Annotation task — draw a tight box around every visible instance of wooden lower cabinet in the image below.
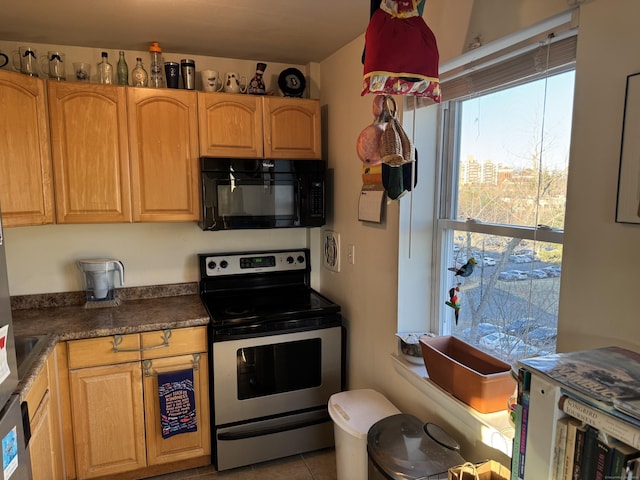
[67,327,210,480]
[24,346,65,480]
[69,362,147,479]
[143,353,210,466]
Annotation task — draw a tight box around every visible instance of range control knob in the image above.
[297,255,305,264]
[207,261,217,270]
[286,256,294,264]
[220,260,228,269]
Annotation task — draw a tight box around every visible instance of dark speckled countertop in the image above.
[11,283,209,398]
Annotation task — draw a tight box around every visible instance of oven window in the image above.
[236,339,322,400]
[217,184,295,217]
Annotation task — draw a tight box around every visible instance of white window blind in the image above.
[441,34,577,101]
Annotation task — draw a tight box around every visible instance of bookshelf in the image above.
[512,347,640,480]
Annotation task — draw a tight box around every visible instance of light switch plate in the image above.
[323,230,340,272]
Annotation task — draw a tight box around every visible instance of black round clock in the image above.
[278,68,306,97]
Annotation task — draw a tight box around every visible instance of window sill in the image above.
[391,353,515,457]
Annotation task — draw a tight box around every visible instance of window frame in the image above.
[431,68,572,345]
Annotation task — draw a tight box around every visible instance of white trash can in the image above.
[328,389,401,480]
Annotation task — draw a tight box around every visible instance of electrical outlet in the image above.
[323,230,340,272]
[347,244,355,265]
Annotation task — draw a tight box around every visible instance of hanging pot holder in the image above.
[380,96,414,167]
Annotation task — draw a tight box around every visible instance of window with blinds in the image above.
[430,14,577,364]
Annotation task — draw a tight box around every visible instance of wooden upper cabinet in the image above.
[263,97,321,160]
[48,82,132,223]
[197,92,263,158]
[0,70,54,226]
[128,89,200,222]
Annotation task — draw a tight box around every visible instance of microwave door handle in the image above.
[296,178,302,221]
[264,172,271,192]
[203,181,216,229]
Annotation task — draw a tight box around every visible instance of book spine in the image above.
[573,426,586,480]
[608,443,640,480]
[511,403,523,480]
[563,419,580,480]
[560,396,640,450]
[581,426,600,480]
[593,430,611,480]
[519,392,530,479]
[518,369,532,480]
[554,417,569,480]
[561,388,640,429]
[609,448,624,479]
[609,445,640,479]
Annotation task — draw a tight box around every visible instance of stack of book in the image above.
[552,408,639,479]
[516,346,640,480]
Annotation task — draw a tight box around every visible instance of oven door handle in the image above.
[217,410,330,441]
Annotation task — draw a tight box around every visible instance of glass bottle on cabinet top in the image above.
[97,51,113,84]
[116,51,128,86]
[131,57,148,87]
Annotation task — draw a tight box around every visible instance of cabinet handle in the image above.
[142,353,201,377]
[113,330,172,353]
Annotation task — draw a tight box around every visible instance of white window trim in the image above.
[439,8,577,76]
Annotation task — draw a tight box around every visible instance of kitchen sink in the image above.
[15,334,51,381]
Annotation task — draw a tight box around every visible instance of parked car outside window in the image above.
[478,332,524,350]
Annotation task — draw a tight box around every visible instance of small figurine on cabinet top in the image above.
[248,62,267,95]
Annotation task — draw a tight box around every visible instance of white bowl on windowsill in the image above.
[396,332,434,365]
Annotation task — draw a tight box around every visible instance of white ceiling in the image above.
[0,0,371,65]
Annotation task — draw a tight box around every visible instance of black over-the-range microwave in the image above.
[199,157,327,231]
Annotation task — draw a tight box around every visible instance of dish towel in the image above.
[158,369,197,439]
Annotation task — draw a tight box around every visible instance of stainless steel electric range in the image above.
[198,249,344,471]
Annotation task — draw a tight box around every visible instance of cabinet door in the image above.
[0,70,54,226]
[143,353,210,466]
[263,97,321,159]
[24,351,64,480]
[48,82,132,223]
[197,92,263,158]
[70,362,146,479]
[29,391,63,480]
[128,89,200,222]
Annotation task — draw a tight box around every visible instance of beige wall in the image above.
[557,0,640,353]
[4,223,311,295]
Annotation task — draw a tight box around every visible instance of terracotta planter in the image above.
[420,335,516,413]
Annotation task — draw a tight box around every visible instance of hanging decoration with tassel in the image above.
[361,0,441,101]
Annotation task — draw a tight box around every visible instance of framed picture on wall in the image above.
[616,72,640,224]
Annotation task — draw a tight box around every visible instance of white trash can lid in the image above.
[328,389,401,439]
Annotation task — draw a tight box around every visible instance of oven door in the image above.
[212,326,342,425]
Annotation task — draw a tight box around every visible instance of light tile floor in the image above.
[143,448,337,480]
